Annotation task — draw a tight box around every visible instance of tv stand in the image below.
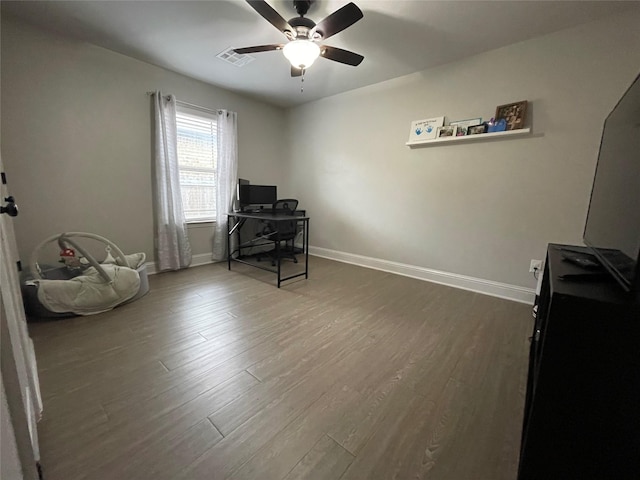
[518,244,640,479]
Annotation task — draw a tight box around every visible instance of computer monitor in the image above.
[249,185,277,205]
[236,178,250,210]
[238,184,277,209]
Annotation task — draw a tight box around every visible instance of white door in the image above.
[0,154,42,479]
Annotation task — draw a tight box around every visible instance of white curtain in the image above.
[212,109,238,261]
[152,91,192,270]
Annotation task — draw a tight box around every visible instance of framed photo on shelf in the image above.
[437,125,457,138]
[494,101,527,130]
[467,124,487,135]
[450,118,482,129]
[450,118,481,137]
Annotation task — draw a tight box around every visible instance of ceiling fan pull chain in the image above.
[300,68,305,93]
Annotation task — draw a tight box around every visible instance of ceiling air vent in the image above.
[217,47,255,67]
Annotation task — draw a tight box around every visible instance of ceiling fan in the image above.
[234,0,364,77]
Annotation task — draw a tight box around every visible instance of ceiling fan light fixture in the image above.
[283,40,320,69]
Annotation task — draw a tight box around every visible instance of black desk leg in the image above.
[227,216,231,270]
[304,219,309,279]
[276,237,281,288]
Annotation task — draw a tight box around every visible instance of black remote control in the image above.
[561,253,601,270]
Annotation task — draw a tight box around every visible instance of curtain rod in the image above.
[146,91,222,115]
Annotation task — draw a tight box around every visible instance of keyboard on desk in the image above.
[240,209,268,214]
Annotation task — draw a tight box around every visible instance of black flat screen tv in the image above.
[583,72,640,295]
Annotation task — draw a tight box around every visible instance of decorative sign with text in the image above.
[408,117,445,142]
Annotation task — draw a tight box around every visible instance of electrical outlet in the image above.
[529,259,542,273]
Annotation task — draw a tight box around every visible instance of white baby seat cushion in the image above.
[36,264,140,315]
[28,232,147,316]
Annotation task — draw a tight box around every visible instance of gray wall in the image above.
[1,15,287,265]
[285,10,640,291]
[3,10,640,294]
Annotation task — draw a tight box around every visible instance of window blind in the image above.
[176,111,217,222]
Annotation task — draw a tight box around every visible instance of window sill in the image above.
[187,220,215,228]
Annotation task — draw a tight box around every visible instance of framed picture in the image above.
[437,125,457,138]
[467,124,487,135]
[451,118,480,137]
[450,118,482,129]
[494,101,527,130]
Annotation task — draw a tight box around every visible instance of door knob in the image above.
[1,196,18,217]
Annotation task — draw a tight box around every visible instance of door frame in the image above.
[1,155,41,480]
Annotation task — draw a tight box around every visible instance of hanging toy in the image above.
[102,245,117,265]
[60,248,82,269]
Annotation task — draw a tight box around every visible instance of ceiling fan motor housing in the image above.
[287,17,317,40]
[293,0,313,16]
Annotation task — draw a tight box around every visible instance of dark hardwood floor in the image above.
[28,256,532,479]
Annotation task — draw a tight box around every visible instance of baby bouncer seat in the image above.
[22,232,149,317]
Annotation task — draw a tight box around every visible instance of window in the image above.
[176,108,217,222]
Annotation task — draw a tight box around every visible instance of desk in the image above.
[227,211,309,287]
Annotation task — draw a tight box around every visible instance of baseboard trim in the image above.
[144,253,216,275]
[145,248,535,304]
[309,246,535,304]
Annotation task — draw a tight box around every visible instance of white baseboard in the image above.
[144,253,216,275]
[145,248,535,304]
[309,246,535,305]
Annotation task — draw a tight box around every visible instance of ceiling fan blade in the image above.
[320,45,364,66]
[246,1,293,36]
[234,44,283,54]
[291,66,303,77]
[312,2,363,41]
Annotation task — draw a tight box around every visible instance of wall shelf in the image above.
[406,127,531,148]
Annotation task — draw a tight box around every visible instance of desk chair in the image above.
[257,199,299,266]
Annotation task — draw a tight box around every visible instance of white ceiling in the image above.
[3,0,638,108]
